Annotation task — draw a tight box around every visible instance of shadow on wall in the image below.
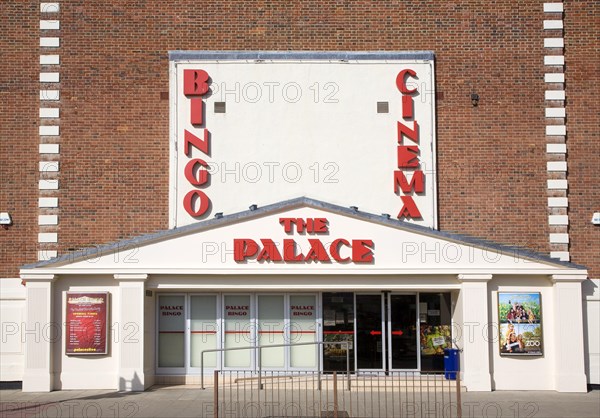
[582,278,599,388]
[582,278,598,299]
[119,372,144,392]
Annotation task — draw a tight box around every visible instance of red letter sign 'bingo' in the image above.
[394,69,423,220]
[182,69,211,217]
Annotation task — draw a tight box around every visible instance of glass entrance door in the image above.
[325,292,420,372]
[388,294,418,370]
[355,294,384,370]
[322,292,355,372]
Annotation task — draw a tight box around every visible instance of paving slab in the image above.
[0,386,598,417]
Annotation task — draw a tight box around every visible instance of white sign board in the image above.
[170,52,437,228]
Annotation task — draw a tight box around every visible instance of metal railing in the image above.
[212,369,462,418]
[200,341,352,391]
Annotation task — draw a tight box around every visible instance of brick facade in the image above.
[1,1,598,278]
[1,1,39,277]
[564,0,600,279]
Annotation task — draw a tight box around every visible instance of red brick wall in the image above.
[565,0,600,279]
[0,1,39,278]
[1,1,597,278]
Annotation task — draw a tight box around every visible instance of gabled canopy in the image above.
[21,197,586,277]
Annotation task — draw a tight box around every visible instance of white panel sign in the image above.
[177,52,437,228]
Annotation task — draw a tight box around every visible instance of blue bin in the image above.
[443,348,459,380]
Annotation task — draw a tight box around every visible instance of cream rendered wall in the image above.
[489,276,555,391]
[146,274,461,292]
[172,59,437,229]
[0,278,26,381]
[53,276,119,390]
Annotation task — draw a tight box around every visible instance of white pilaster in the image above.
[458,274,492,391]
[21,274,56,392]
[114,274,148,391]
[551,274,588,392]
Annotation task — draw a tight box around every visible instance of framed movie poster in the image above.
[498,292,543,356]
[66,292,109,355]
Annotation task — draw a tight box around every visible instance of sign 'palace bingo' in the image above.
[171,52,437,228]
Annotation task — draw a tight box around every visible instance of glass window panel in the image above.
[258,295,285,368]
[158,295,185,368]
[419,293,452,372]
[190,295,217,368]
[290,295,317,368]
[224,295,252,368]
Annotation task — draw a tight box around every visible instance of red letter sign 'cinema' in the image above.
[395,69,424,220]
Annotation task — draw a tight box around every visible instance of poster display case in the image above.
[498,292,543,356]
[65,292,109,355]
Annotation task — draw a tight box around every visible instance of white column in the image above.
[458,274,492,391]
[21,274,56,392]
[552,274,588,392]
[114,274,148,391]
